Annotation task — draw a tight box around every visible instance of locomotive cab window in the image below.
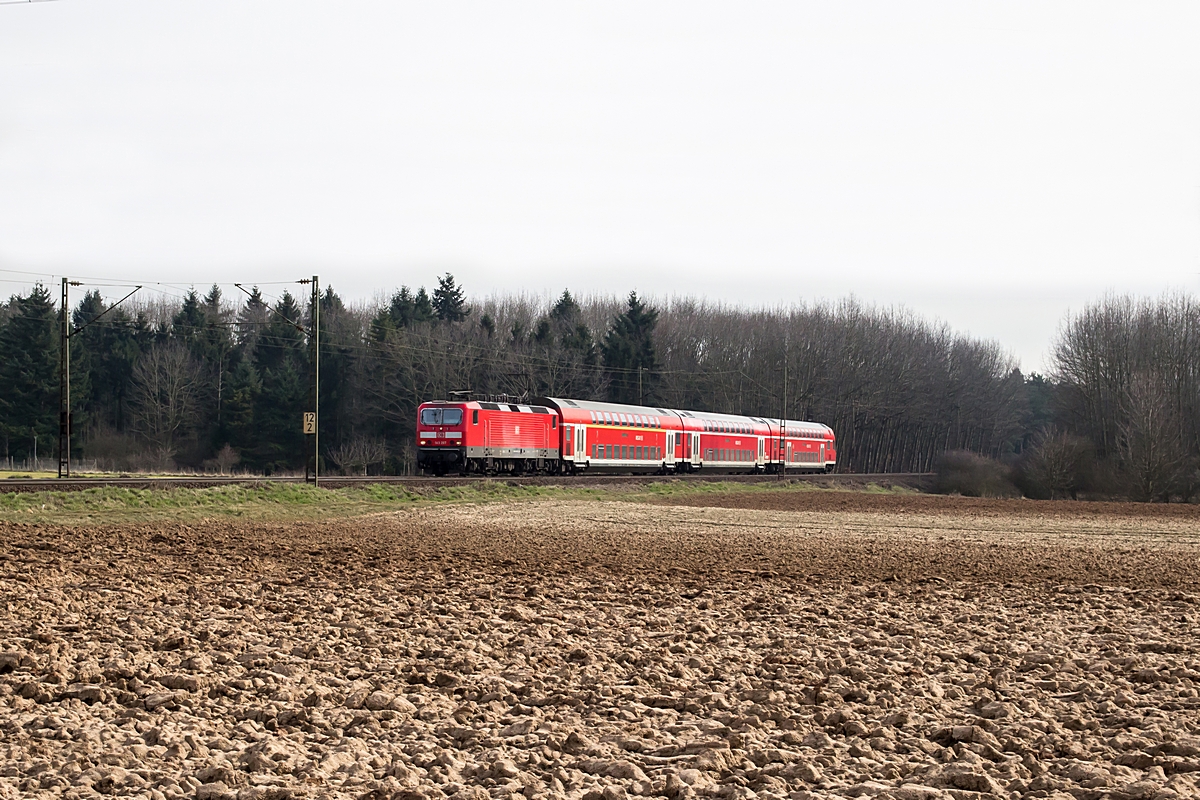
[472,410,478,425]
[421,408,462,426]
[551,418,557,429]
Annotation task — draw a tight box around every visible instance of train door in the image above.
[758,437,764,466]
[692,433,701,466]
[785,441,793,468]
[563,425,573,457]
[820,442,826,466]
[578,426,587,464]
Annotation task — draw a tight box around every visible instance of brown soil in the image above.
[2,495,1200,800]
[656,489,1200,521]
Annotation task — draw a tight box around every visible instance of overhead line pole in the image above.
[313,275,319,486]
[779,334,788,479]
[302,276,319,485]
[236,279,319,483]
[58,279,72,477]
[57,280,141,478]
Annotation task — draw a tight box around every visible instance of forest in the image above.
[0,275,1197,500]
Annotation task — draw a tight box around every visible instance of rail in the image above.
[0,473,934,493]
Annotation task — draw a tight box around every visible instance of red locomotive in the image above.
[416,396,835,476]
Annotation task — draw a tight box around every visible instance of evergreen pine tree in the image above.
[254,359,306,472]
[412,287,435,324]
[383,287,416,331]
[550,290,596,363]
[0,285,61,461]
[249,292,307,470]
[432,273,469,322]
[550,290,580,323]
[317,286,350,451]
[72,290,148,434]
[172,289,206,349]
[236,287,269,358]
[70,291,107,434]
[199,285,234,364]
[223,359,261,465]
[562,323,597,365]
[601,292,659,404]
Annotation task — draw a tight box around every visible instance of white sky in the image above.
[2,1,1198,373]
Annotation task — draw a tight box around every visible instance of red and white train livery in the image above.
[416,396,835,476]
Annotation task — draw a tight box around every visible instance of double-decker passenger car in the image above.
[540,397,684,474]
[415,396,835,476]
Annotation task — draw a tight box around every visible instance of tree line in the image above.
[0,276,1196,498]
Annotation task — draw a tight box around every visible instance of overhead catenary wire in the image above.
[0,268,306,301]
[0,307,768,386]
[71,286,142,337]
[233,282,307,334]
[51,314,725,379]
[2,268,747,379]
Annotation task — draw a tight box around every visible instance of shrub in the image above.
[1014,428,1095,499]
[934,450,1019,498]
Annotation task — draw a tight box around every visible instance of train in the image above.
[416,396,835,476]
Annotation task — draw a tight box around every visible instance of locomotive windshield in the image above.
[420,408,463,426]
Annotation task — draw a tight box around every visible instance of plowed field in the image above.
[2,491,1199,800]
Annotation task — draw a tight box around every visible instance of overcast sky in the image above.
[2,2,1198,372]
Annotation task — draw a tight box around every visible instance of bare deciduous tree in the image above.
[215,444,240,475]
[1117,373,1190,502]
[327,437,389,475]
[130,342,200,469]
[1052,293,1200,500]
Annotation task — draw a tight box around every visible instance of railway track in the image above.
[0,472,934,493]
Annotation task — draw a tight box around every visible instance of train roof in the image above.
[537,397,677,417]
[419,399,555,414]
[536,397,683,428]
[423,396,833,437]
[537,397,832,436]
[774,419,835,435]
[679,408,772,424]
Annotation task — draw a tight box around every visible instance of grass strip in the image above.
[0,478,914,526]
